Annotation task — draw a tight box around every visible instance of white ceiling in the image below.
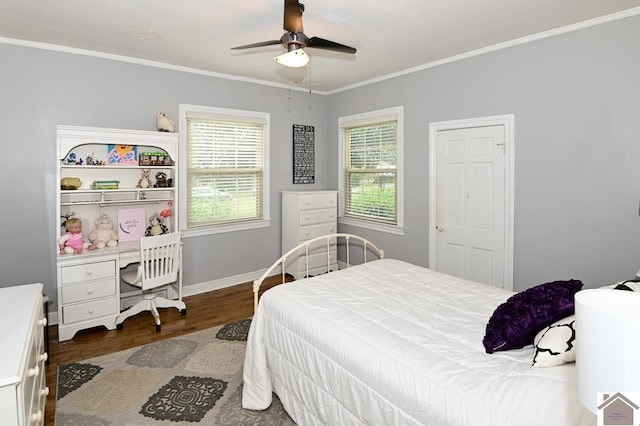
[2,0,639,93]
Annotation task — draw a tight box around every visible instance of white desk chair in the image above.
[116,232,186,331]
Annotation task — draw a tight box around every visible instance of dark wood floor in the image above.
[44,276,288,426]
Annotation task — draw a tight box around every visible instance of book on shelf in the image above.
[91,180,120,190]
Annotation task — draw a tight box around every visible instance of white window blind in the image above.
[185,112,265,228]
[339,106,403,230]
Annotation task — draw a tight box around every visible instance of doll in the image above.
[58,217,96,254]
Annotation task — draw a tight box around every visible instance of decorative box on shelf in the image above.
[139,151,173,166]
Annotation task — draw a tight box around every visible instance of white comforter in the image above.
[242,259,595,425]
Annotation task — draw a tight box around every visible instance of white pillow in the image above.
[532,315,576,368]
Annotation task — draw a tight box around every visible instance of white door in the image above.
[434,125,506,288]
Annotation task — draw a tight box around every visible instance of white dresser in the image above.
[0,283,48,426]
[282,190,338,279]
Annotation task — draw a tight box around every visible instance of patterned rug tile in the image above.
[57,363,103,399]
[127,338,198,368]
[140,375,227,422]
[185,341,245,376]
[216,318,252,341]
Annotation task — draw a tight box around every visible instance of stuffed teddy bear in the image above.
[145,214,169,236]
[88,214,119,248]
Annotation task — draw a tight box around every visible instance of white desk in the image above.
[56,239,182,341]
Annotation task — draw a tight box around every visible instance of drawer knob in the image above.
[86,269,93,276]
[28,366,39,377]
[41,387,50,397]
[304,216,310,221]
[304,231,309,235]
[89,308,95,314]
[87,289,93,295]
[329,227,335,232]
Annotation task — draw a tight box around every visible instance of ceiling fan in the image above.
[231,0,357,67]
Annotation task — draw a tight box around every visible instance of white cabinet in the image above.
[56,125,179,341]
[282,191,338,279]
[0,284,48,426]
[57,254,119,341]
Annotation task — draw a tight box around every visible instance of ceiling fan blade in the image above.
[306,37,357,54]
[231,40,282,50]
[284,0,304,33]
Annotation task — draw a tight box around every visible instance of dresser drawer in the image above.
[60,260,116,285]
[20,340,39,426]
[299,223,336,241]
[62,298,118,324]
[61,279,117,304]
[299,208,336,226]
[298,193,336,210]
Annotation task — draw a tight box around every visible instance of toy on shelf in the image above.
[156,111,177,133]
[85,153,105,165]
[88,214,119,249]
[145,214,169,236]
[154,171,170,187]
[60,177,82,190]
[137,169,152,188]
[58,217,96,254]
[64,152,83,165]
[161,201,173,218]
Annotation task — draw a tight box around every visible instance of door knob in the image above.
[436,225,444,232]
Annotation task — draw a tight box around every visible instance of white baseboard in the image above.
[48,265,281,326]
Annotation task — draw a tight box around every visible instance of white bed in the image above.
[242,235,595,425]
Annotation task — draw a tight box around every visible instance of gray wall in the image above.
[328,14,640,291]
[1,12,638,315]
[0,44,328,309]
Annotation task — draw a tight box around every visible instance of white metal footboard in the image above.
[252,233,384,312]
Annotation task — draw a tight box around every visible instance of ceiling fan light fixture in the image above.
[274,47,309,67]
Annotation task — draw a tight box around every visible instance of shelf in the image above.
[61,198,173,207]
[61,188,175,195]
[60,187,175,206]
[60,164,174,170]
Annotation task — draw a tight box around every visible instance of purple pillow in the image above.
[482,279,583,353]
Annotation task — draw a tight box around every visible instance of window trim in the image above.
[178,104,271,237]
[338,106,404,235]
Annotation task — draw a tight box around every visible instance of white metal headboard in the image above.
[252,233,384,312]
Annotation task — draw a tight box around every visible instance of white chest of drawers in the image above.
[282,191,338,279]
[0,283,48,426]
[57,253,119,341]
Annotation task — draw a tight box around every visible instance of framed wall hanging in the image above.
[292,124,315,184]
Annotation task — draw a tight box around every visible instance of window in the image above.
[179,105,270,235]
[339,106,403,234]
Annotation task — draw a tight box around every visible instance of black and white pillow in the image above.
[532,315,576,368]
[601,280,640,292]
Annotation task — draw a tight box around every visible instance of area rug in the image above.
[55,319,295,425]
